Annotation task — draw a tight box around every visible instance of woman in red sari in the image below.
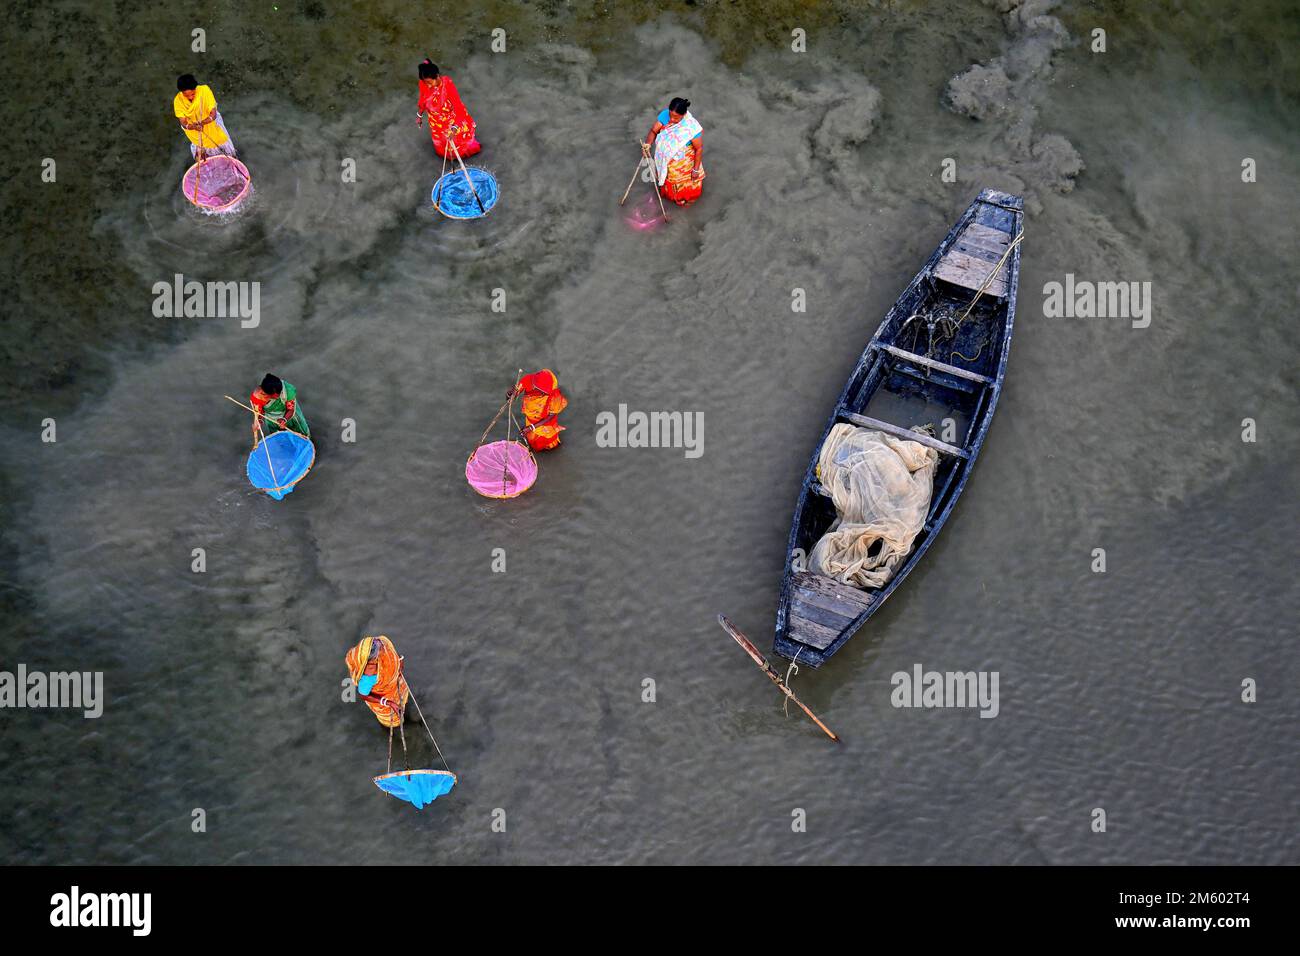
[416,59,481,158]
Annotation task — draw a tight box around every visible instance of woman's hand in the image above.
[692,166,703,180]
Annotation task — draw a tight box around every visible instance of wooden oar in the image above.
[717,614,839,742]
[446,136,486,215]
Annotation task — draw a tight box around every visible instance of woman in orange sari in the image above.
[509,369,568,451]
[416,60,481,159]
[345,635,409,729]
[645,97,704,205]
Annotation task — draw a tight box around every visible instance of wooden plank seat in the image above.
[838,410,969,459]
[879,344,993,385]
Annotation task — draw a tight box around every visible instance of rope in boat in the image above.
[945,231,1021,364]
[954,230,1024,328]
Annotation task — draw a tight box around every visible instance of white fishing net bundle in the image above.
[809,423,938,589]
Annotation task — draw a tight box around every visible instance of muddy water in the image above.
[0,2,1296,864]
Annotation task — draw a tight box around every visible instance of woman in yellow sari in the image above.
[173,74,237,159]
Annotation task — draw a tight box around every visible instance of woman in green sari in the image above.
[249,373,310,446]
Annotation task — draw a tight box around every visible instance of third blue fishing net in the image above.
[432,167,499,219]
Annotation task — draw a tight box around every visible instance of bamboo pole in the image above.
[717,615,839,742]
[648,149,670,223]
[475,394,515,448]
[502,368,522,496]
[223,394,285,489]
[620,146,648,205]
[434,141,450,213]
[446,135,486,215]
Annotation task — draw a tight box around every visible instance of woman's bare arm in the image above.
[644,120,664,151]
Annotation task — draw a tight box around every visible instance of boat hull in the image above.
[774,189,1024,667]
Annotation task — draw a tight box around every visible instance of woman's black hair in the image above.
[418,59,440,80]
[177,74,198,92]
[260,373,283,395]
[668,97,691,115]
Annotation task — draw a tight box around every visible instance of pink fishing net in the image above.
[466,440,537,499]
[181,156,251,212]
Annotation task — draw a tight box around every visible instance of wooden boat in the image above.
[773,189,1024,668]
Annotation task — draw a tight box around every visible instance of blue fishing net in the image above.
[373,769,457,809]
[431,167,499,219]
[246,430,315,500]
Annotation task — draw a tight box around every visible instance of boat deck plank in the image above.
[955,222,1011,256]
[787,613,844,651]
[934,250,1008,296]
[791,570,873,610]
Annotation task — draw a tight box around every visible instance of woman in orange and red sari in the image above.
[644,97,704,205]
[416,59,481,159]
[345,635,409,729]
[508,369,568,452]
